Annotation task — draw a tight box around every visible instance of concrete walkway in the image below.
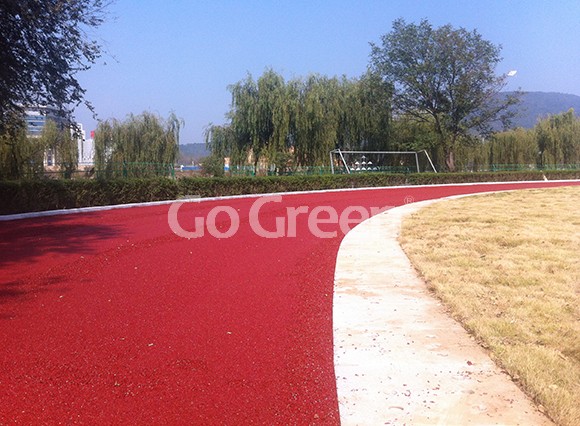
[333,197,553,426]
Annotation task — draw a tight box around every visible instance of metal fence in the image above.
[229,165,334,176]
[456,164,580,173]
[95,162,175,179]
[7,162,580,180]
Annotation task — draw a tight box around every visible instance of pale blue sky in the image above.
[75,0,580,143]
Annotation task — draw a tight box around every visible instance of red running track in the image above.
[1,181,578,424]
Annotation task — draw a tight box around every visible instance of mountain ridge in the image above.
[504,91,580,128]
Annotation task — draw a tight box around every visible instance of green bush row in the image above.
[1,170,579,215]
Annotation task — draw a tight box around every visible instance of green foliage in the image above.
[94,112,181,178]
[40,120,79,178]
[347,71,392,151]
[0,117,81,180]
[0,0,109,131]
[536,109,580,166]
[453,128,538,172]
[370,18,520,171]
[486,128,537,167]
[2,171,579,215]
[0,178,180,214]
[0,116,45,179]
[200,155,225,177]
[390,115,439,160]
[206,69,393,172]
[453,109,580,171]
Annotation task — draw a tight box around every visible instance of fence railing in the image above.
[95,162,175,179]
[229,165,334,176]
[6,162,580,180]
[456,164,580,173]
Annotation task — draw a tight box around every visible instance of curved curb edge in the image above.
[332,189,554,425]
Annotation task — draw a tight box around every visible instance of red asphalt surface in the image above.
[1,181,578,425]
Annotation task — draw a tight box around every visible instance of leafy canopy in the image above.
[370,18,520,170]
[206,69,392,171]
[94,112,181,178]
[0,0,109,129]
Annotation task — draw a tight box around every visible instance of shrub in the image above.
[0,170,578,215]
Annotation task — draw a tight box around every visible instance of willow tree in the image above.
[348,71,392,151]
[204,123,238,174]
[487,128,537,167]
[293,74,343,165]
[370,18,520,171]
[333,76,361,150]
[318,72,394,154]
[535,109,580,167]
[94,112,181,178]
[209,69,395,171]
[227,70,292,169]
[40,120,78,178]
[0,116,43,179]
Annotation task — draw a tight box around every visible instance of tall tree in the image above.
[204,123,236,174]
[0,115,44,179]
[370,18,519,171]
[536,109,580,167]
[40,120,79,178]
[94,112,181,178]
[0,0,109,130]
[488,128,537,167]
[208,70,395,172]
[227,70,292,169]
[352,71,392,151]
[293,74,342,166]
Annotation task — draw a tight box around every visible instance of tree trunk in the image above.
[445,149,456,172]
[9,142,20,179]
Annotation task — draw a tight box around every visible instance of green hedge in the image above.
[1,170,579,215]
[0,178,179,215]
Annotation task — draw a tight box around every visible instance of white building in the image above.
[76,124,95,168]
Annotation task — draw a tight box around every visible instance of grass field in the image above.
[399,186,580,426]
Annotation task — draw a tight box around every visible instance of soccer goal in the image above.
[329,149,437,174]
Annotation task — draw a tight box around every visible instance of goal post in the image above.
[329,149,437,174]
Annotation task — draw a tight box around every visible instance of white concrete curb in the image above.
[333,192,554,425]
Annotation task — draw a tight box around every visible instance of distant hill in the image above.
[505,91,580,128]
[178,143,210,164]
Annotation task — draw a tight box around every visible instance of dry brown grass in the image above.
[399,186,580,426]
